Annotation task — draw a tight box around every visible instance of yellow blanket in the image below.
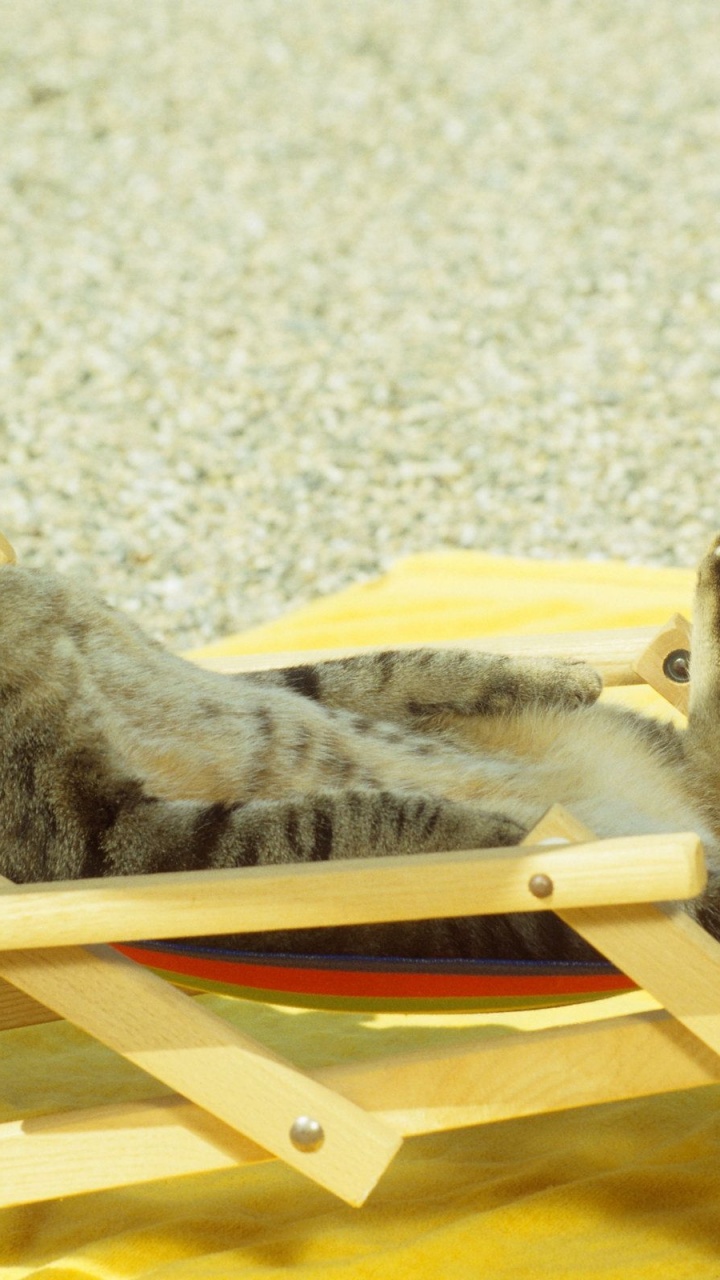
[5,552,720,1279]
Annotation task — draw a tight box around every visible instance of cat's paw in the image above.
[518,657,603,710]
[410,650,603,719]
[451,655,603,717]
[457,655,602,718]
[490,815,529,846]
[397,649,604,721]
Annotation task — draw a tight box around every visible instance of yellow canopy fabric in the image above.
[5,551,720,1280]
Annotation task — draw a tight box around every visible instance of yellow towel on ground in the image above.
[4,551,720,1280]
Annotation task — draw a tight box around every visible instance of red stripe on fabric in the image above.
[113,944,636,1000]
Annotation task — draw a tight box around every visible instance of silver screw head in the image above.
[528,872,554,899]
[663,649,690,683]
[289,1115,325,1152]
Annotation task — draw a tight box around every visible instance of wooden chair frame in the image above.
[3,603,720,1210]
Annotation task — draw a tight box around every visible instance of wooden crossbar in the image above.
[0,832,704,950]
[3,1007,719,1208]
[194,623,675,687]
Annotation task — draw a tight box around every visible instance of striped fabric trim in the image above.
[113,939,637,1014]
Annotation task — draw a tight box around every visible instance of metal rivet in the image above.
[529,872,554,899]
[289,1115,325,1153]
[663,649,690,684]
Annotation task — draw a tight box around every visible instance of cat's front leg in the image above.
[245,649,602,725]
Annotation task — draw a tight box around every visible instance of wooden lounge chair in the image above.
[2,534,719,1211]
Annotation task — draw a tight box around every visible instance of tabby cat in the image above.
[2,536,720,965]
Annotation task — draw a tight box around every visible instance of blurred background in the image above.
[1,0,719,647]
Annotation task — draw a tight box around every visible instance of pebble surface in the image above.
[1,0,720,647]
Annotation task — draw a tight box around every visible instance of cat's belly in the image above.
[402,703,718,854]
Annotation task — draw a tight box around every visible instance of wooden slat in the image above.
[192,624,661,687]
[3,1008,719,1206]
[563,904,720,1062]
[347,1007,720,1135]
[0,975,207,1031]
[0,1096,269,1207]
[0,976,61,1030]
[527,810,720,1066]
[0,832,705,951]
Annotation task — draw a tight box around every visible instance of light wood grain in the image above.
[0,831,705,950]
[349,1007,720,1135]
[632,614,691,714]
[527,809,720,1065]
[0,883,401,1206]
[0,1096,269,1207]
[562,903,720,1062]
[0,976,61,1029]
[3,1008,719,1206]
[192,624,663,687]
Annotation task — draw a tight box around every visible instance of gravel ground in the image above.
[1,0,720,648]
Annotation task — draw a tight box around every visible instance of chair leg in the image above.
[0,938,401,1205]
[527,808,720,1062]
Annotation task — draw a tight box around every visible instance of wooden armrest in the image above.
[0,822,705,949]
[194,625,661,687]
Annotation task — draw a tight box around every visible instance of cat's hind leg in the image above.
[101,788,526,877]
